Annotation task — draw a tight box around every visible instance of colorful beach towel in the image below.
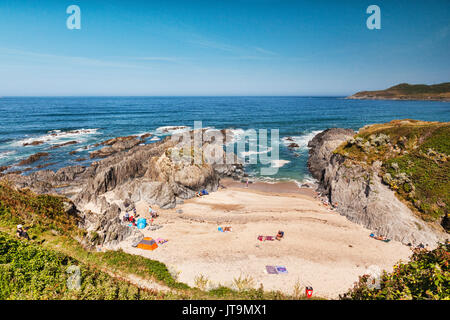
[276,266,288,274]
[265,265,278,274]
[156,238,168,245]
[265,265,288,274]
[258,235,275,241]
[218,226,232,232]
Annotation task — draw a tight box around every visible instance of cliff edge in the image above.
[308,120,449,246]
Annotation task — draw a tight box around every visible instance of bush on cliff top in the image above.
[0,181,79,235]
[341,243,450,300]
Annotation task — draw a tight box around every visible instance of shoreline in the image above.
[220,177,317,197]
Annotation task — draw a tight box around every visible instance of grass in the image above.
[0,232,173,300]
[232,274,256,291]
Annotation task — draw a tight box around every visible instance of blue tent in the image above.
[137,218,147,229]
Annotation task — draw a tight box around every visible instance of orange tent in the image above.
[136,237,158,250]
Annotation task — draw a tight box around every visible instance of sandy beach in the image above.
[119,179,412,299]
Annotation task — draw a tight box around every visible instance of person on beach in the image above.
[149,207,158,218]
[16,225,30,240]
[276,230,284,240]
[246,179,249,188]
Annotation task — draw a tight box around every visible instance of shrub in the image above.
[341,243,450,300]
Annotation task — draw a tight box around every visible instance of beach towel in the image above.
[265,265,278,274]
[258,235,275,241]
[265,265,288,274]
[156,238,168,245]
[276,266,288,274]
[218,226,232,232]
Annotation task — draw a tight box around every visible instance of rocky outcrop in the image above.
[308,129,355,182]
[2,129,243,248]
[17,152,50,166]
[23,140,44,146]
[49,140,78,150]
[78,201,143,249]
[0,165,9,173]
[90,135,143,159]
[308,128,446,247]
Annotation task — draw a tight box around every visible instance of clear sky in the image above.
[0,0,449,96]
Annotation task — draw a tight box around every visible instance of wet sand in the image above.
[221,178,317,197]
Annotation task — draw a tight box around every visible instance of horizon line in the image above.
[0,94,349,98]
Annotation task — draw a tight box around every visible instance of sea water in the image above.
[0,96,449,183]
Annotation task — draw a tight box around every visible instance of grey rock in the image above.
[308,129,446,247]
[307,128,355,183]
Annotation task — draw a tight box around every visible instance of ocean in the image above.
[1,96,449,183]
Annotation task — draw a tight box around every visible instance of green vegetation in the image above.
[0,232,168,300]
[336,120,449,224]
[350,82,450,101]
[341,243,450,300]
[0,181,79,236]
[388,82,450,95]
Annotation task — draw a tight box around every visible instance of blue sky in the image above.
[0,0,449,96]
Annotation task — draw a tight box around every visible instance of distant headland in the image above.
[347,82,450,101]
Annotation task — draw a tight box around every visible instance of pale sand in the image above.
[119,183,412,299]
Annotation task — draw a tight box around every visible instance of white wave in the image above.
[0,150,16,160]
[294,175,318,188]
[225,128,259,145]
[150,136,161,141]
[155,126,190,135]
[271,159,290,168]
[12,128,100,147]
[281,130,322,150]
[240,147,272,157]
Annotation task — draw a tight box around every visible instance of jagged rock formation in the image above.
[17,152,50,166]
[308,129,356,181]
[89,135,147,158]
[308,126,447,247]
[2,130,244,248]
